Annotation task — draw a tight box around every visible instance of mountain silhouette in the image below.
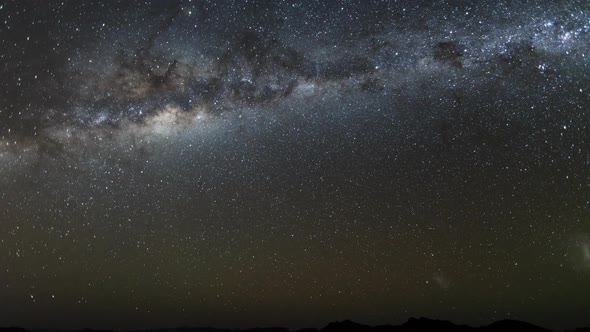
[321,320,372,332]
[484,319,552,332]
[1,318,585,332]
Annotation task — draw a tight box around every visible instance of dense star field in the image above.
[1,0,589,330]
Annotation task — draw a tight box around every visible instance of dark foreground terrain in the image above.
[2,318,589,332]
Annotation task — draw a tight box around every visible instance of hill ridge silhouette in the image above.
[1,318,586,332]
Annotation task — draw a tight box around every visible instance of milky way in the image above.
[1,0,589,330]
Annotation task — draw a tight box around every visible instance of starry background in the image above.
[1,0,590,330]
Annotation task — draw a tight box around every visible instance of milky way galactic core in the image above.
[0,0,589,330]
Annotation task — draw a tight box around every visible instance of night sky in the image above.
[1,0,590,330]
